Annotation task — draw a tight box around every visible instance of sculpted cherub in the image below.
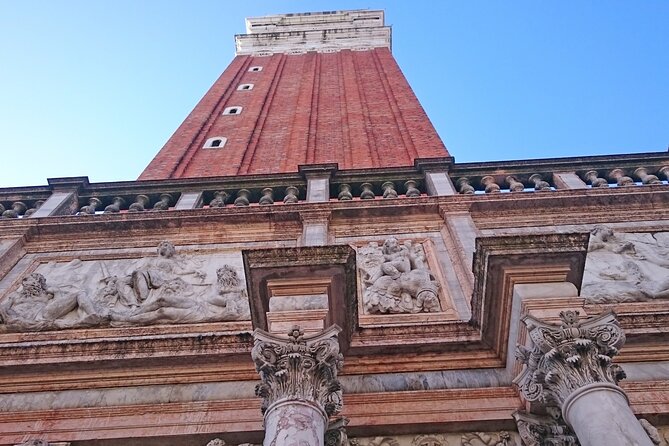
[364,237,411,285]
[361,237,442,314]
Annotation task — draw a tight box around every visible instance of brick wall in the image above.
[139,48,449,180]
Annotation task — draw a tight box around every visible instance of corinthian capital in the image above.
[252,325,344,417]
[514,310,626,407]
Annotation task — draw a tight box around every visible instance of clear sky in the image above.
[1,1,667,187]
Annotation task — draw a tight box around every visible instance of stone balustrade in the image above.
[0,199,46,218]
[451,155,669,194]
[75,193,181,215]
[0,153,667,219]
[330,179,424,201]
[203,185,305,208]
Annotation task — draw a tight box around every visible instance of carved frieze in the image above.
[412,434,449,446]
[360,438,400,446]
[581,226,669,303]
[350,432,521,446]
[514,310,626,408]
[252,325,343,417]
[461,432,511,446]
[0,241,250,332]
[357,238,443,314]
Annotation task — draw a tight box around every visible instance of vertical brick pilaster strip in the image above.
[306,53,321,165]
[336,51,352,168]
[174,56,253,178]
[351,51,380,167]
[372,49,418,161]
[239,54,287,174]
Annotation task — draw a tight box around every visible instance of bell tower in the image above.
[139,10,449,180]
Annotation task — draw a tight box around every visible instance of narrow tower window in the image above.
[237,83,254,91]
[203,137,227,149]
[249,66,263,72]
[223,106,243,115]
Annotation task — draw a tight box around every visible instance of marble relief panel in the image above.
[0,241,250,332]
[354,237,459,322]
[581,227,669,303]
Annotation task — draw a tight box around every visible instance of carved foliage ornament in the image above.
[412,434,449,446]
[513,409,579,446]
[326,417,350,446]
[461,432,511,446]
[252,325,344,417]
[514,310,626,407]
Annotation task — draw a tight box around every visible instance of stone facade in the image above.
[1,8,669,446]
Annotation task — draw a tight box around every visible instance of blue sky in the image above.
[1,1,667,187]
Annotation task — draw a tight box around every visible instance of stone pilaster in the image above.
[514,310,654,446]
[252,325,343,446]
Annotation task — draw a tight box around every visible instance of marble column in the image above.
[252,325,343,446]
[514,310,654,446]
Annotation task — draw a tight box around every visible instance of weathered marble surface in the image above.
[0,241,250,331]
[264,401,326,446]
[357,238,442,314]
[0,381,257,412]
[581,227,669,303]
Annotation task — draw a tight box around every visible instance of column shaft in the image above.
[264,400,327,446]
[562,383,653,446]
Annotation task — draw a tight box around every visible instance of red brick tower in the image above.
[139,10,449,180]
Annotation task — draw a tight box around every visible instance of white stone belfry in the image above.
[252,325,343,446]
[235,10,391,55]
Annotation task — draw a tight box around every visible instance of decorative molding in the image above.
[0,387,524,444]
[514,310,626,407]
[252,325,343,417]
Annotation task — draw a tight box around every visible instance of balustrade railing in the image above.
[330,178,424,201]
[450,153,669,194]
[0,152,667,219]
[201,185,305,208]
